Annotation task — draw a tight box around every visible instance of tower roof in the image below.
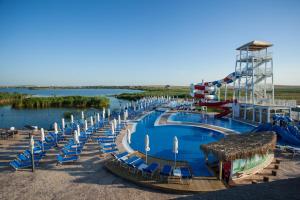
[236,40,273,51]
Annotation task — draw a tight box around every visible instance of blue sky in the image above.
[0,0,299,86]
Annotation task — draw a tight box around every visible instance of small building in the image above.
[201,131,276,181]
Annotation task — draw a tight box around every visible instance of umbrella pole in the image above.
[174,153,176,168]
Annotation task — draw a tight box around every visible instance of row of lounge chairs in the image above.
[111,152,193,184]
[9,131,63,170]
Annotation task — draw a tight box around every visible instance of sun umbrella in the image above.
[102,109,105,120]
[127,129,131,144]
[111,121,115,135]
[62,118,65,136]
[54,122,58,134]
[114,118,117,129]
[62,118,65,130]
[74,130,79,154]
[71,115,74,124]
[84,120,88,132]
[90,116,94,127]
[107,108,111,118]
[41,128,45,151]
[145,134,150,164]
[118,115,121,125]
[97,113,100,122]
[173,136,179,168]
[77,124,81,137]
[81,111,84,120]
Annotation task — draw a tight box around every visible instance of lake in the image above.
[0,88,141,129]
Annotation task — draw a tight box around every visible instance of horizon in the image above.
[1,0,300,86]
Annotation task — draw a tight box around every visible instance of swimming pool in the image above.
[169,112,255,133]
[130,111,224,176]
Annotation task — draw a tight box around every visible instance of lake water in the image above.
[0,88,141,129]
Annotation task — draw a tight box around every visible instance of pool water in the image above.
[170,112,255,133]
[130,111,224,176]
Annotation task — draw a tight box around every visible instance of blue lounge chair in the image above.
[100,143,116,149]
[113,152,129,160]
[180,167,192,179]
[143,162,159,177]
[100,148,118,154]
[160,165,172,176]
[61,148,82,156]
[10,159,39,170]
[124,156,140,165]
[56,154,79,165]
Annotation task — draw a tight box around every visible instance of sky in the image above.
[0,0,300,86]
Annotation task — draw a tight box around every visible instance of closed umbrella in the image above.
[145,134,150,164]
[84,120,88,132]
[90,116,94,127]
[77,124,81,137]
[111,121,115,135]
[102,110,105,121]
[54,122,58,144]
[81,111,84,120]
[118,115,121,125]
[97,113,100,122]
[62,118,65,136]
[127,129,131,144]
[71,115,74,124]
[74,130,79,154]
[173,136,179,168]
[41,128,45,152]
[54,122,58,134]
[114,118,117,130]
[107,108,111,118]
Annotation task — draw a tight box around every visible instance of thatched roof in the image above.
[201,131,276,161]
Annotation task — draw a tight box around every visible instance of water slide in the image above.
[252,116,300,146]
[191,72,239,118]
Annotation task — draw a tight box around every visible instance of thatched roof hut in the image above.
[201,131,276,162]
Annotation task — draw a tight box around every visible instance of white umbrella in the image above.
[107,108,111,117]
[114,118,117,129]
[145,134,150,164]
[41,128,45,151]
[84,120,88,132]
[54,122,58,134]
[62,118,65,136]
[173,136,179,168]
[111,121,115,135]
[127,129,131,144]
[41,128,45,142]
[118,115,121,125]
[71,114,74,124]
[90,116,94,127]
[102,110,105,120]
[74,130,79,154]
[81,111,84,120]
[97,113,100,122]
[62,118,65,130]
[77,124,81,137]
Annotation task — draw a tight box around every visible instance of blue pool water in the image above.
[130,111,224,176]
[170,112,255,133]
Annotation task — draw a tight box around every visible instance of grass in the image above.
[11,96,110,109]
[115,86,190,101]
[0,93,109,109]
[115,85,300,104]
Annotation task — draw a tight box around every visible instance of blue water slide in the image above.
[253,123,300,145]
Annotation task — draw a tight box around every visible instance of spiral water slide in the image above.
[191,72,239,118]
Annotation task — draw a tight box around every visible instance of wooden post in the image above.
[219,161,223,180]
